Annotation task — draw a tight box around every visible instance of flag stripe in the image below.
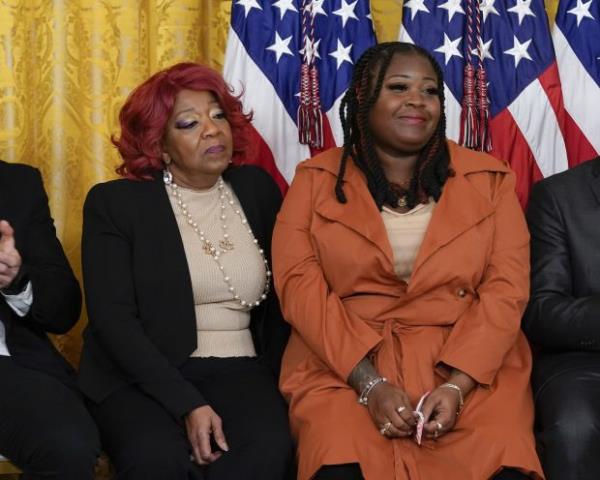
[444,84,462,143]
[224,1,376,188]
[399,0,584,206]
[246,125,289,194]
[552,25,600,154]
[326,94,345,146]
[507,77,569,178]
[224,27,310,184]
[489,110,544,208]
[537,61,598,167]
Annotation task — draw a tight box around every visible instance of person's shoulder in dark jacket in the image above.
[0,159,44,190]
[226,164,283,205]
[529,156,600,202]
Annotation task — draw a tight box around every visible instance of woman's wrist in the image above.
[442,369,477,414]
[348,357,381,395]
[447,369,477,397]
[357,376,387,405]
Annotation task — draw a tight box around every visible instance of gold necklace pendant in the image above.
[202,241,216,255]
[165,172,271,308]
[219,238,235,251]
[398,196,408,208]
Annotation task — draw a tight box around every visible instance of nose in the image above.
[201,118,219,138]
[405,88,425,107]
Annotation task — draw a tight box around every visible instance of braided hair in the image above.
[335,42,452,210]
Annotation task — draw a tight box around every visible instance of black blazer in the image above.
[522,158,600,390]
[0,160,81,386]
[79,165,289,419]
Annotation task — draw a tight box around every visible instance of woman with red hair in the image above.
[78,63,292,480]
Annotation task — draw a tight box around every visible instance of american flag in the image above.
[400,0,594,207]
[224,0,376,192]
[553,0,600,161]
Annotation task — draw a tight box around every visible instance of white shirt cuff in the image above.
[2,281,33,317]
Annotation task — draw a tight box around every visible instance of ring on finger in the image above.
[396,406,406,414]
[436,421,443,431]
[433,429,439,439]
[379,421,393,436]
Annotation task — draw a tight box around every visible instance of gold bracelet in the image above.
[440,382,464,414]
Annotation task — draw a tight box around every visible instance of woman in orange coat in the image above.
[272,42,543,480]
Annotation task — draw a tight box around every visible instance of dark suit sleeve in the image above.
[82,185,205,419]
[19,168,81,334]
[522,180,600,350]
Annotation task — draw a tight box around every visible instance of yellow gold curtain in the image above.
[0,0,560,365]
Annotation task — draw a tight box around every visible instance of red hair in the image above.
[113,62,253,180]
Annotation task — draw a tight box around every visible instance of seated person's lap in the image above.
[533,353,600,477]
[0,357,99,479]
[90,357,291,479]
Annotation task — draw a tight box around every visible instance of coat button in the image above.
[457,288,467,298]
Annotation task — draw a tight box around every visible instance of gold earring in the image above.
[163,155,172,165]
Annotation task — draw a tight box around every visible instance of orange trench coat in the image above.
[272,141,544,480]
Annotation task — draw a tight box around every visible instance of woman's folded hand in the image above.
[367,383,417,438]
[185,405,229,464]
[421,387,460,440]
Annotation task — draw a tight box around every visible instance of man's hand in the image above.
[0,220,22,290]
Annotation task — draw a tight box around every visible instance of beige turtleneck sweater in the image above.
[167,180,266,358]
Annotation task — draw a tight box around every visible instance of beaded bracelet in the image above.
[440,382,464,414]
[358,377,387,406]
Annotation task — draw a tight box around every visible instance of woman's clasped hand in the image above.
[365,381,467,442]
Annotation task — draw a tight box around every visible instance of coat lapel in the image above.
[149,175,197,327]
[151,174,188,257]
[410,172,494,280]
[411,143,503,282]
[0,172,12,327]
[225,168,266,251]
[303,143,503,284]
[313,163,395,265]
[588,157,600,206]
[0,162,15,229]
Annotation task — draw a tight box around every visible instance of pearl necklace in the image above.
[163,169,271,308]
